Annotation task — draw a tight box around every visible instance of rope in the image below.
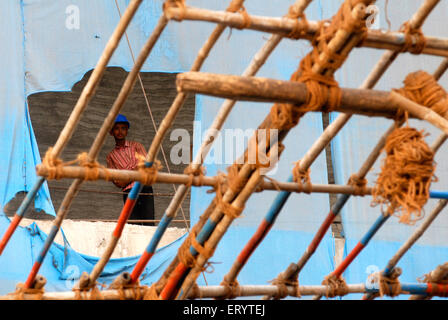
[143,284,161,300]
[136,156,162,186]
[73,284,105,300]
[394,70,448,118]
[322,275,349,298]
[285,5,309,39]
[112,281,148,300]
[347,173,368,196]
[292,160,312,194]
[378,273,402,297]
[42,148,111,181]
[163,0,186,20]
[399,21,427,55]
[235,5,252,30]
[269,276,301,300]
[217,277,242,300]
[13,283,44,300]
[371,127,436,225]
[184,164,206,187]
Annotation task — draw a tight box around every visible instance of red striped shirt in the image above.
[106,140,146,191]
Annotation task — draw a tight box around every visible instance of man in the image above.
[106,114,155,226]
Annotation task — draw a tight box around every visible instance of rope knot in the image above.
[292,160,312,194]
[184,164,206,187]
[136,155,162,186]
[399,22,427,54]
[371,127,436,225]
[217,277,241,300]
[322,275,349,298]
[163,0,186,20]
[42,147,64,180]
[347,173,368,196]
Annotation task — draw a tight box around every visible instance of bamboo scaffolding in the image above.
[262,1,442,299]
[163,6,448,57]
[0,0,145,257]
[177,71,448,122]
[22,12,169,290]
[364,199,448,300]
[166,0,376,300]
[2,281,448,300]
[84,0,248,290]
[133,0,314,292]
[312,119,447,300]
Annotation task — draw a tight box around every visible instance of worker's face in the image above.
[110,123,129,140]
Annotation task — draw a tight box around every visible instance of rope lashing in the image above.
[234,5,252,30]
[269,276,301,299]
[371,127,436,225]
[285,5,309,39]
[177,225,216,271]
[41,147,64,180]
[394,70,448,118]
[347,173,368,196]
[73,285,105,300]
[112,281,148,300]
[217,277,242,300]
[322,275,349,298]
[399,21,427,55]
[184,164,206,187]
[136,156,162,185]
[13,283,45,300]
[163,0,186,20]
[143,284,162,300]
[292,160,312,194]
[42,148,111,181]
[378,273,402,297]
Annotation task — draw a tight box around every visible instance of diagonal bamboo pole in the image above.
[262,1,442,299]
[87,0,248,289]
[130,0,315,288]
[23,10,169,290]
[169,0,376,300]
[163,5,448,57]
[0,0,145,256]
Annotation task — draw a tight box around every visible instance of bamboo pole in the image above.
[24,12,169,290]
[177,71,448,121]
[163,6,448,57]
[171,1,375,300]
[2,281,448,300]
[0,0,145,256]
[140,0,314,293]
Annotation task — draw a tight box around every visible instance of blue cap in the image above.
[114,114,130,128]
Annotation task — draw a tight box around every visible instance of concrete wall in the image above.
[5,68,195,228]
